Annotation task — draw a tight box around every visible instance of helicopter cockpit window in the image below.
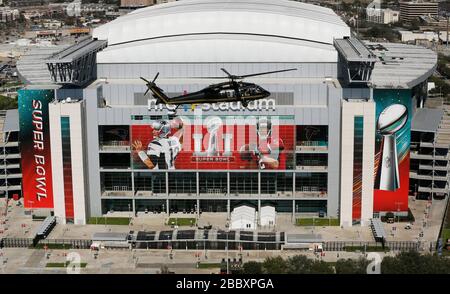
[220,89,235,98]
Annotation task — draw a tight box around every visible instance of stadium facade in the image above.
[16,0,437,227]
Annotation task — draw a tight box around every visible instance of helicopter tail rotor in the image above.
[152,72,160,83]
[141,73,160,96]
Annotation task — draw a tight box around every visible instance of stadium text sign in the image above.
[148,98,276,111]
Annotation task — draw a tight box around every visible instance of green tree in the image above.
[381,251,450,274]
[429,76,450,97]
[0,95,18,110]
[286,255,334,274]
[309,260,334,274]
[242,261,263,274]
[335,258,370,274]
[262,256,287,274]
[286,255,314,274]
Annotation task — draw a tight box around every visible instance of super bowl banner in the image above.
[131,115,295,170]
[373,89,411,213]
[18,89,54,209]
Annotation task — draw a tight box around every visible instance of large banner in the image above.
[131,115,295,170]
[373,89,411,213]
[18,89,54,209]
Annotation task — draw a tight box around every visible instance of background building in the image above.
[410,107,450,200]
[16,0,437,227]
[366,8,399,24]
[0,110,22,200]
[120,0,155,9]
[0,7,20,23]
[8,0,48,7]
[400,1,439,24]
[399,30,439,43]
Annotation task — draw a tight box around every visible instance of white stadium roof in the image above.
[366,42,437,89]
[93,0,350,63]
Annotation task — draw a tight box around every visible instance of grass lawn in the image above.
[46,262,87,268]
[442,229,450,243]
[167,218,197,226]
[87,217,131,225]
[32,243,73,250]
[296,218,340,226]
[198,263,222,269]
[343,246,389,252]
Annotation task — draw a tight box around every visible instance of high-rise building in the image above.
[400,1,438,23]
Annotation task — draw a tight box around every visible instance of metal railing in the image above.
[0,238,433,252]
[0,238,91,249]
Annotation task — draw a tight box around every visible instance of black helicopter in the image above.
[140,68,297,109]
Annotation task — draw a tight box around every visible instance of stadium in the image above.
[16,0,437,227]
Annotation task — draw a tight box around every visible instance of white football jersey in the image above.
[146,136,181,169]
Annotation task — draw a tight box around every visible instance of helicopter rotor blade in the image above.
[189,68,298,80]
[220,68,233,77]
[152,72,160,83]
[238,68,298,79]
[190,77,231,79]
[140,77,151,84]
[144,88,150,96]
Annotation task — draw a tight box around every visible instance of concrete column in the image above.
[131,171,135,196]
[258,199,261,226]
[131,172,135,215]
[196,199,200,218]
[165,172,169,196]
[196,172,199,196]
[227,172,230,196]
[292,172,296,196]
[166,171,170,215]
[258,172,261,197]
[292,199,296,223]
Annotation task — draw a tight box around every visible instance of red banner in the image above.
[131,118,294,170]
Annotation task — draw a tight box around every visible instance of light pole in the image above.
[226,229,229,274]
[128,203,132,231]
[204,239,206,259]
[167,235,172,259]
